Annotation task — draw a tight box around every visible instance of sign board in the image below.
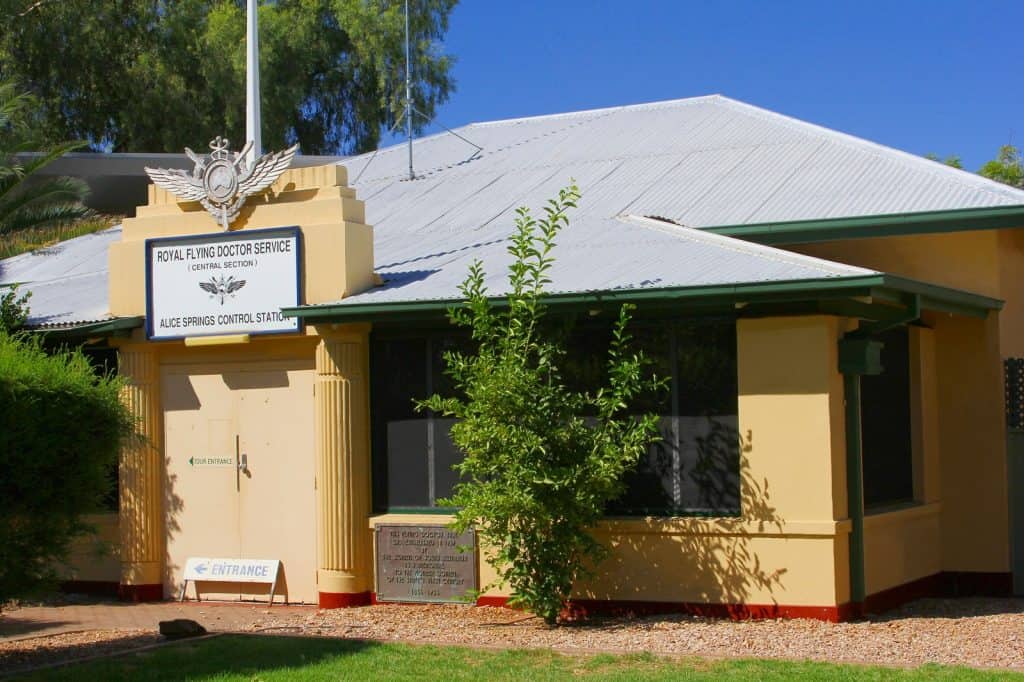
[146,226,301,340]
[180,557,283,605]
[188,455,234,468]
[375,525,477,603]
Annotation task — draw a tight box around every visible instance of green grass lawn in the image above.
[17,634,1022,681]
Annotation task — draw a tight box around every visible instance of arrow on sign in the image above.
[194,563,208,575]
[189,456,194,466]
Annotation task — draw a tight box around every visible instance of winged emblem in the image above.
[145,136,299,230]
[199,275,247,305]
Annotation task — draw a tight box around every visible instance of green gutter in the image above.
[30,316,144,340]
[704,205,1024,245]
[283,273,1001,323]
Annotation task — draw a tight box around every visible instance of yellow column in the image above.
[117,345,164,601]
[314,324,373,607]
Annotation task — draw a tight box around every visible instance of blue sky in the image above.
[400,1,1024,172]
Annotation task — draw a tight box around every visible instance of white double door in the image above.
[162,359,317,603]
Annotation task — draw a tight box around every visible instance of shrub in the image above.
[420,184,665,624]
[0,332,133,603]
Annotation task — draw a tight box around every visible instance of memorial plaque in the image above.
[375,525,477,603]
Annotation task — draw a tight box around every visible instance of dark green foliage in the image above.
[0,283,30,332]
[0,332,134,602]
[0,0,457,155]
[0,79,91,235]
[420,184,665,624]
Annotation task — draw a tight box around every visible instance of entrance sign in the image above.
[180,557,283,605]
[375,525,478,603]
[188,455,234,468]
[146,226,301,340]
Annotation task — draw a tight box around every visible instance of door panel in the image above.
[162,369,241,601]
[162,359,317,603]
[236,367,317,603]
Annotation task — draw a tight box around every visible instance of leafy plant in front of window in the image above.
[419,183,665,624]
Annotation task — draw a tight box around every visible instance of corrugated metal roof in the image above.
[340,214,878,307]
[3,94,1019,325]
[321,94,1023,308]
[0,227,118,327]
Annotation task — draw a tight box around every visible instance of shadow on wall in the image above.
[162,455,185,598]
[576,427,788,615]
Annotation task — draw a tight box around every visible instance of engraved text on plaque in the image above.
[375,525,478,603]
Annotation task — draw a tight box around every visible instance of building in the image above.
[3,95,1022,619]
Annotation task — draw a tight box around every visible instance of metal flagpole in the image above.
[405,0,414,180]
[246,0,262,170]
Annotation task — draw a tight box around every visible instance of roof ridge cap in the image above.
[619,214,878,277]
[468,95,723,128]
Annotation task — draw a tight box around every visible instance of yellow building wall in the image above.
[60,513,121,583]
[98,162,379,604]
[932,312,1009,572]
[863,504,941,595]
[794,231,1012,580]
[792,230,1002,299]
[998,229,1024,358]
[370,315,854,610]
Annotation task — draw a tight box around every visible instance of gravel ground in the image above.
[242,597,1024,670]
[0,629,163,676]
[1,597,1022,674]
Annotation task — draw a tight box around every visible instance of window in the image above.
[370,318,740,517]
[599,321,740,516]
[370,333,469,511]
[860,326,914,508]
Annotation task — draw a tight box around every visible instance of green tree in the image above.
[0,332,134,604]
[0,80,91,235]
[420,184,665,625]
[0,0,457,155]
[925,152,963,169]
[979,144,1024,188]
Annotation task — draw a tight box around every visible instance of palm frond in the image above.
[0,176,92,235]
[0,79,91,237]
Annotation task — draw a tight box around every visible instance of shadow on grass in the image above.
[16,634,1024,682]
[1,631,160,677]
[19,634,381,681]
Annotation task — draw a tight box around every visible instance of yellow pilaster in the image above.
[314,324,373,605]
[117,345,164,599]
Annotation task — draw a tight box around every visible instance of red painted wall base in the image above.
[473,570,1012,623]
[319,591,372,608]
[60,580,119,597]
[862,571,1012,614]
[118,583,163,602]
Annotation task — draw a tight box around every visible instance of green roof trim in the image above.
[703,205,1024,245]
[283,274,1002,324]
[30,315,144,339]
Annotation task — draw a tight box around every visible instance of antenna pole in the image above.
[245,0,262,169]
[405,0,414,180]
